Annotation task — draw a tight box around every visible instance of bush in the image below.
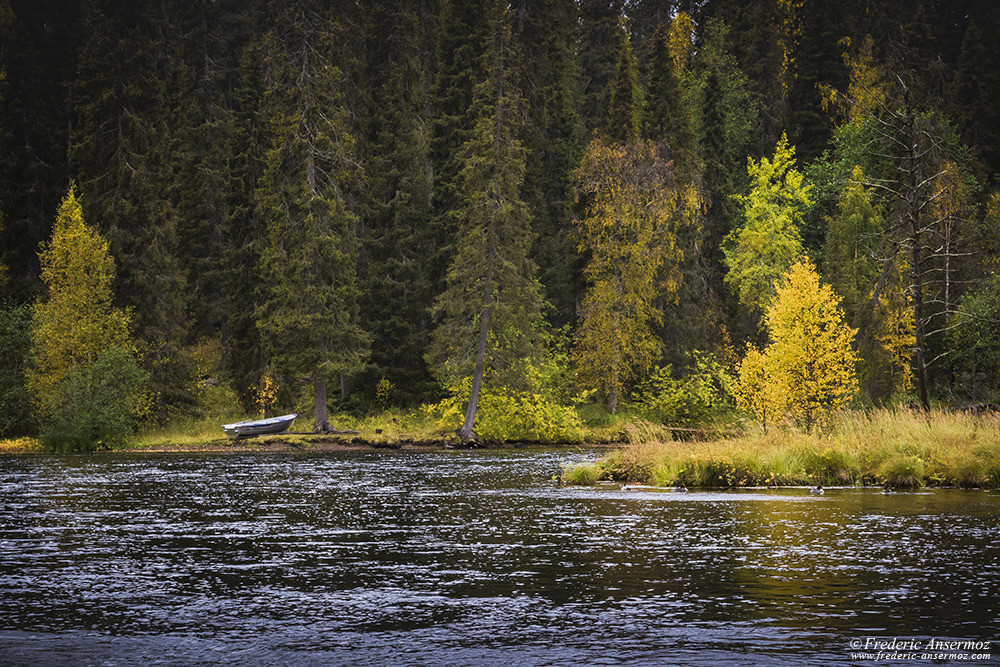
[426,382,584,443]
[0,303,34,437]
[41,347,149,452]
[630,352,734,427]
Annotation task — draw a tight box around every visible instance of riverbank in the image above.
[563,409,1000,489]
[0,432,617,455]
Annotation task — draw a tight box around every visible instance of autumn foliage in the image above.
[29,185,132,404]
[737,260,858,431]
[29,185,145,449]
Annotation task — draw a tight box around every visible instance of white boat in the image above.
[222,413,297,438]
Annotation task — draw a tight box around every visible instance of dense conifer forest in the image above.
[2,0,1000,443]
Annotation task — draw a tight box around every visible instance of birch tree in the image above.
[573,137,698,412]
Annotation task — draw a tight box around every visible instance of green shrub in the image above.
[41,347,149,452]
[631,353,734,427]
[426,382,584,443]
[0,303,34,437]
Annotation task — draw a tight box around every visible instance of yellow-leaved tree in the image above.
[29,184,145,450]
[573,137,699,412]
[734,343,783,434]
[737,260,859,432]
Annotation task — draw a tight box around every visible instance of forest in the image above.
[2,0,1000,447]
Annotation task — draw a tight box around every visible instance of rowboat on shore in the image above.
[222,413,297,438]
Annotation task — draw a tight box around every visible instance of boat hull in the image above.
[222,414,297,438]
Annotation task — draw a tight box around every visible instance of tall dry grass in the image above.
[563,408,1000,489]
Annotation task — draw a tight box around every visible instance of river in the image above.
[1,449,997,665]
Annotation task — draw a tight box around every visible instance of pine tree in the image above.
[426,2,544,442]
[254,3,369,432]
[573,137,699,412]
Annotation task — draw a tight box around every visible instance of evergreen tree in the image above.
[426,2,544,442]
[254,3,369,432]
[517,0,585,329]
[170,0,251,338]
[643,21,695,173]
[0,301,33,436]
[579,0,625,134]
[72,0,189,420]
[701,67,734,285]
[0,0,81,301]
[604,18,640,143]
[429,0,488,302]
[949,18,1000,182]
[356,0,437,402]
[221,29,269,411]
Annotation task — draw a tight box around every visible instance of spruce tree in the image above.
[517,0,585,329]
[643,21,695,175]
[72,0,189,420]
[579,0,625,134]
[221,31,270,411]
[254,3,369,432]
[604,19,640,143]
[354,1,437,403]
[426,2,544,442]
[429,0,488,303]
[0,0,80,301]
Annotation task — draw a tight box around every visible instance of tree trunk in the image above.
[910,230,931,411]
[459,304,492,443]
[313,373,330,433]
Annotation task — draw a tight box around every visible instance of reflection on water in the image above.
[1,450,997,665]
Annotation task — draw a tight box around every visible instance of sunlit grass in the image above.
[127,405,447,450]
[563,408,1000,489]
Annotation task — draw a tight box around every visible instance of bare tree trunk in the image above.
[910,229,931,411]
[313,373,330,433]
[459,304,492,443]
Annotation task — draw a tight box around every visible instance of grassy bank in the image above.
[563,409,1000,489]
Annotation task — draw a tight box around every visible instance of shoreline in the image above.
[1,433,620,455]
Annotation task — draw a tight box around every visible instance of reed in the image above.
[563,408,1000,489]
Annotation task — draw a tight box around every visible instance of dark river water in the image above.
[0,449,997,666]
